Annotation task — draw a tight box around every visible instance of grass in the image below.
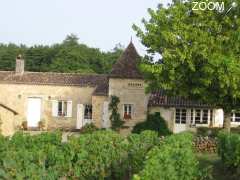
[197,153,238,180]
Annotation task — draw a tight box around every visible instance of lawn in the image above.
[197,153,238,180]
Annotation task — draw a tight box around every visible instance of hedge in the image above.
[134,132,199,180]
[218,132,240,173]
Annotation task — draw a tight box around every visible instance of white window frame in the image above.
[231,111,240,123]
[175,109,187,124]
[52,100,72,118]
[123,104,133,119]
[190,109,212,125]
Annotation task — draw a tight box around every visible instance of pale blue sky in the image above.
[0,0,171,55]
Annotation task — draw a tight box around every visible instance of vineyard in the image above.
[0,130,239,179]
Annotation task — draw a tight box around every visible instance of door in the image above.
[76,104,84,129]
[174,109,187,133]
[27,98,41,127]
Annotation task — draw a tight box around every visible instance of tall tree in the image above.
[133,0,240,131]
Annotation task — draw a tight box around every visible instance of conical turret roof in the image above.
[110,42,143,79]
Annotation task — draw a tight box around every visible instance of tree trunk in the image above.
[223,111,231,133]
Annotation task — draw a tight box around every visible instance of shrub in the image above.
[196,127,222,137]
[134,132,199,180]
[0,131,64,179]
[80,123,98,134]
[68,130,128,179]
[132,112,171,136]
[217,132,240,173]
[109,95,124,131]
[127,131,160,175]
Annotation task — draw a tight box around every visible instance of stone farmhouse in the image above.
[0,42,239,136]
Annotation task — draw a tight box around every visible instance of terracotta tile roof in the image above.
[110,42,143,79]
[148,90,213,108]
[0,71,108,87]
[0,103,18,115]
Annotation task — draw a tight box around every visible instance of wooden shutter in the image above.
[102,101,110,128]
[76,104,84,129]
[67,101,72,117]
[52,100,58,117]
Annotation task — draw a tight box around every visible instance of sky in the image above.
[0,0,172,55]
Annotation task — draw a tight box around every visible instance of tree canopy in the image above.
[133,0,240,130]
[0,34,123,74]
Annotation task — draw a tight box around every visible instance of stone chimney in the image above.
[15,54,24,75]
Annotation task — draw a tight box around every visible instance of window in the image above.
[195,109,201,124]
[231,112,240,122]
[124,104,132,119]
[58,101,68,116]
[202,109,208,124]
[190,109,212,125]
[175,109,186,124]
[84,105,92,119]
[52,100,72,118]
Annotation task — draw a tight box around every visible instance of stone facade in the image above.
[109,78,149,132]
[92,95,108,128]
[0,83,95,131]
[0,105,19,136]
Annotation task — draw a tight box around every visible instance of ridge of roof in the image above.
[0,70,106,76]
[0,71,108,87]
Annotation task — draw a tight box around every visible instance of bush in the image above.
[80,123,98,134]
[217,132,240,174]
[127,131,160,176]
[132,112,171,136]
[68,130,128,179]
[0,131,64,179]
[196,127,222,138]
[134,132,199,180]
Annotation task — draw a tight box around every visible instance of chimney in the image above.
[15,54,24,75]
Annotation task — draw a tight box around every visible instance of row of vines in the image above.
[0,130,210,179]
[0,130,159,179]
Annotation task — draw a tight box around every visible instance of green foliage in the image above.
[127,131,160,175]
[80,123,98,134]
[132,112,171,136]
[135,132,199,180]
[133,0,240,129]
[0,130,161,179]
[109,95,124,131]
[196,127,222,138]
[0,34,123,74]
[68,130,128,179]
[217,132,240,174]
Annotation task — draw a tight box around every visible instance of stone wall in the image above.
[109,78,149,133]
[0,106,19,136]
[92,95,108,128]
[0,83,95,130]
